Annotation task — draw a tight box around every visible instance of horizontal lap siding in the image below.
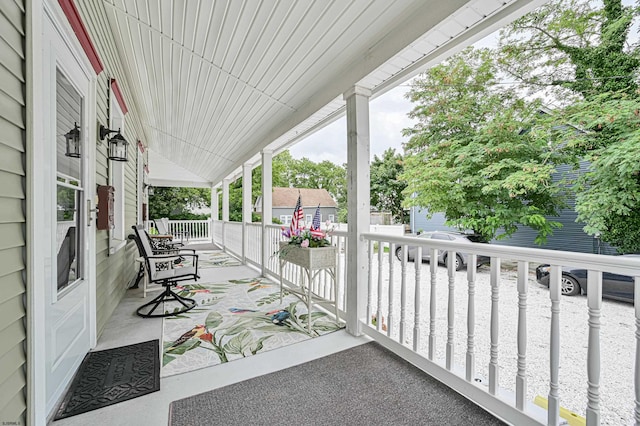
[0,0,26,423]
[76,1,146,336]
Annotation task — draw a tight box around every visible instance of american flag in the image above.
[290,193,304,232]
[310,205,324,238]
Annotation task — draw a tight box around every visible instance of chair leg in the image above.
[136,285,197,318]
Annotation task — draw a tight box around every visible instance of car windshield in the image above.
[463,234,487,243]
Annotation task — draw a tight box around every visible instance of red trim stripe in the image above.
[58,0,104,74]
[110,79,128,115]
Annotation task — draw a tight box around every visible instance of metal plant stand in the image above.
[278,242,339,332]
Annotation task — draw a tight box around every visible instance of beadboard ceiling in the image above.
[102,0,546,187]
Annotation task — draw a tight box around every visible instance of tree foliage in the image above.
[401,48,574,243]
[403,0,640,250]
[498,0,639,101]
[559,92,640,252]
[224,150,347,223]
[370,148,408,223]
[499,0,640,251]
[149,187,211,220]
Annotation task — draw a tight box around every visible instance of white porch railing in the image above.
[212,219,640,425]
[166,219,211,242]
[145,219,212,242]
[360,233,640,426]
[214,221,348,314]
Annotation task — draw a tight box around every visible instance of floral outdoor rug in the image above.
[177,250,241,269]
[161,277,343,377]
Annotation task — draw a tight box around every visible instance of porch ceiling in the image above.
[103,0,546,187]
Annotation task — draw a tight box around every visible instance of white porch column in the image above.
[261,150,273,276]
[242,163,252,262]
[222,178,230,248]
[344,85,371,336]
[222,178,230,222]
[211,186,219,221]
[211,186,219,243]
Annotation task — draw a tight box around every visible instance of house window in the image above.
[109,92,126,254]
[280,215,292,224]
[306,214,312,225]
[328,214,335,223]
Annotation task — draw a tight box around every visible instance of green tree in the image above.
[499,0,639,101]
[401,48,573,243]
[498,0,640,251]
[370,148,408,223]
[559,92,640,253]
[226,150,347,223]
[149,187,211,220]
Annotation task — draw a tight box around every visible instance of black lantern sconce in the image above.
[99,125,129,162]
[64,122,81,158]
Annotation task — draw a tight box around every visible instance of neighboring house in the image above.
[255,187,338,225]
[410,163,618,254]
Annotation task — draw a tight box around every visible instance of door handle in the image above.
[87,199,97,226]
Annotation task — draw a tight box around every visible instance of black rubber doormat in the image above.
[54,339,160,420]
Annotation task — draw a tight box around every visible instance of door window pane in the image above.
[56,70,83,293]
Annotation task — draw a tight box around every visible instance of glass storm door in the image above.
[44,15,95,414]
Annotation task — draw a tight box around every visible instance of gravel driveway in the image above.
[365,257,636,425]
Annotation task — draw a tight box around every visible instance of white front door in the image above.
[42,13,96,414]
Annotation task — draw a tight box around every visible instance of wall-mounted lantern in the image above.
[99,124,129,162]
[64,122,81,158]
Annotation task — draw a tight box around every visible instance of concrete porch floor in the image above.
[49,245,369,426]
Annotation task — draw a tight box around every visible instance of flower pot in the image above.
[278,242,336,270]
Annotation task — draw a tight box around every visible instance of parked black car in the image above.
[394,231,491,271]
[535,255,640,303]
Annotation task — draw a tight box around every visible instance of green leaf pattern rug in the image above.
[176,250,242,269]
[162,277,342,377]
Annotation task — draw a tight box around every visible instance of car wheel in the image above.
[395,247,403,262]
[561,275,581,296]
[443,254,464,271]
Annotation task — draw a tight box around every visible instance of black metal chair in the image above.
[131,225,200,318]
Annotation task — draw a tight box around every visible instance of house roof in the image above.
[272,188,337,208]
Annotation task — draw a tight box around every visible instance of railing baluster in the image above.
[516,261,528,410]
[377,240,384,332]
[489,258,501,395]
[413,246,422,352]
[446,250,455,370]
[635,277,640,425]
[429,249,438,361]
[548,265,561,426]
[466,254,477,382]
[400,244,408,344]
[367,239,374,328]
[428,248,437,360]
[586,270,602,425]
[388,243,395,337]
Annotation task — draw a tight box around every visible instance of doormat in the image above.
[177,250,241,269]
[168,343,504,426]
[162,277,343,377]
[54,340,160,420]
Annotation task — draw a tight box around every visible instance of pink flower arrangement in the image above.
[280,222,335,249]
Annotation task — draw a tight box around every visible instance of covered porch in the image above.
[21,0,639,425]
[52,248,504,426]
